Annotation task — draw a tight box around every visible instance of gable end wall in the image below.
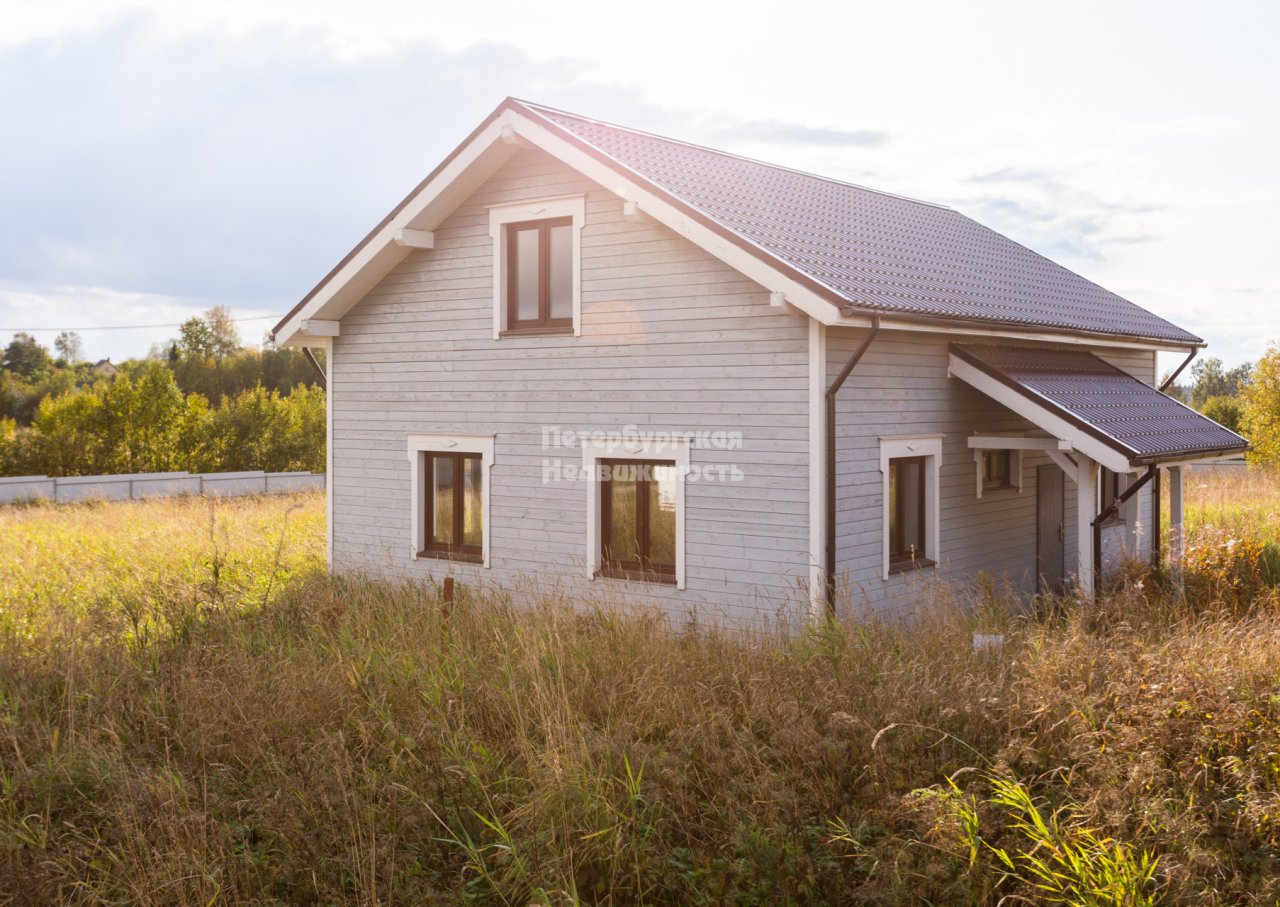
[328,149,814,626]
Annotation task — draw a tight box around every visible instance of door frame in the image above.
[1036,464,1066,595]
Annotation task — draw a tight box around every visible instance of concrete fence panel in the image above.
[0,470,325,505]
[0,476,56,504]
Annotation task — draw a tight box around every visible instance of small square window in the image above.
[981,450,1013,491]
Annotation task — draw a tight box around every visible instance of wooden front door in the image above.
[1037,465,1066,594]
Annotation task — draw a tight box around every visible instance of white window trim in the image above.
[879,435,943,580]
[974,448,1023,499]
[581,436,690,590]
[488,194,585,339]
[406,433,496,568]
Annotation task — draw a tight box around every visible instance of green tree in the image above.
[1241,343,1280,465]
[178,318,216,359]
[1190,356,1253,407]
[204,305,243,360]
[53,331,84,364]
[1200,395,1244,435]
[1,333,52,378]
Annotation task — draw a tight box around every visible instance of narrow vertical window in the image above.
[599,459,677,583]
[1100,468,1124,525]
[888,456,928,570]
[505,217,574,332]
[422,451,484,561]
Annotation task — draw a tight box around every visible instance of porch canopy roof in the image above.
[948,344,1249,473]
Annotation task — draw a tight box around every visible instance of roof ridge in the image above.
[510,98,953,212]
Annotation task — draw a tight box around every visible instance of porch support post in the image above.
[1169,465,1185,588]
[1075,454,1098,597]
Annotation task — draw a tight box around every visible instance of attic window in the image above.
[506,218,573,331]
[489,196,584,338]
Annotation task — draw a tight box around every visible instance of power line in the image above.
[0,315,283,332]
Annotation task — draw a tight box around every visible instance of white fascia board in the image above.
[274,115,521,346]
[948,354,1133,473]
[838,315,1194,355]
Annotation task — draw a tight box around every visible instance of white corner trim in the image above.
[394,228,435,249]
[807,320,826,618]
[488,194,586,339]
[878,436,943,580]
[323,337,334,568]
[406,433,496,568]
[581,435,690,591]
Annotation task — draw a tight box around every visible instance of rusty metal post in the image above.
[441,576,454,656]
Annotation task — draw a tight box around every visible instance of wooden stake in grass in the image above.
[442,576,454,657]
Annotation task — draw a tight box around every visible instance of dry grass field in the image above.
[1,474,1279,904]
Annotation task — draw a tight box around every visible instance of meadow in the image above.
[1,473,1279,904]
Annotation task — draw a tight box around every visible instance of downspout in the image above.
[1091,465,1157,596]
[303,347,328,391]
[1149,348,1195,570]
[1160,348,1198,396]
[824,315,881,612]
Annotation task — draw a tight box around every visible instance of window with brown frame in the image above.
[504,217,573,333]
[981,450,1013,491]
[422,451,484,562]
[888,456,930,571]
[1100,468,1124,526]
[599,459,677,583]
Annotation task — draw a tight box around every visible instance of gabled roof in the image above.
[273,98,1202,349]
[519,102,1199,346]
[949,344,1247,468]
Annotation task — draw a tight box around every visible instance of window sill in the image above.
[596,567,678,586]
[417,549,484,565]
[888,557,936,576]
[981,482,1018,495]
[499,326,574,338]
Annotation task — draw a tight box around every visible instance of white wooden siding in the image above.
[330,149,813,626]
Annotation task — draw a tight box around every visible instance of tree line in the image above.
[1165,346,1280,466]
[0,308,325,478]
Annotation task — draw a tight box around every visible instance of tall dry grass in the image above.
[0,477,1278,903]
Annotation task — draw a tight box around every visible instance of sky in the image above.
[2,0,1277,375]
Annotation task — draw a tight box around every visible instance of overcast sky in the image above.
[2,0,1277,373]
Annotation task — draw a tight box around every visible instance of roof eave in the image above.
[841,303,1202,352]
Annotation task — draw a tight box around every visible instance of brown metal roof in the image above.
[951,344,1248,465]
[517,101,1202,346]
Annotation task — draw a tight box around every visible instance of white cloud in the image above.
[2,1,1278,366]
